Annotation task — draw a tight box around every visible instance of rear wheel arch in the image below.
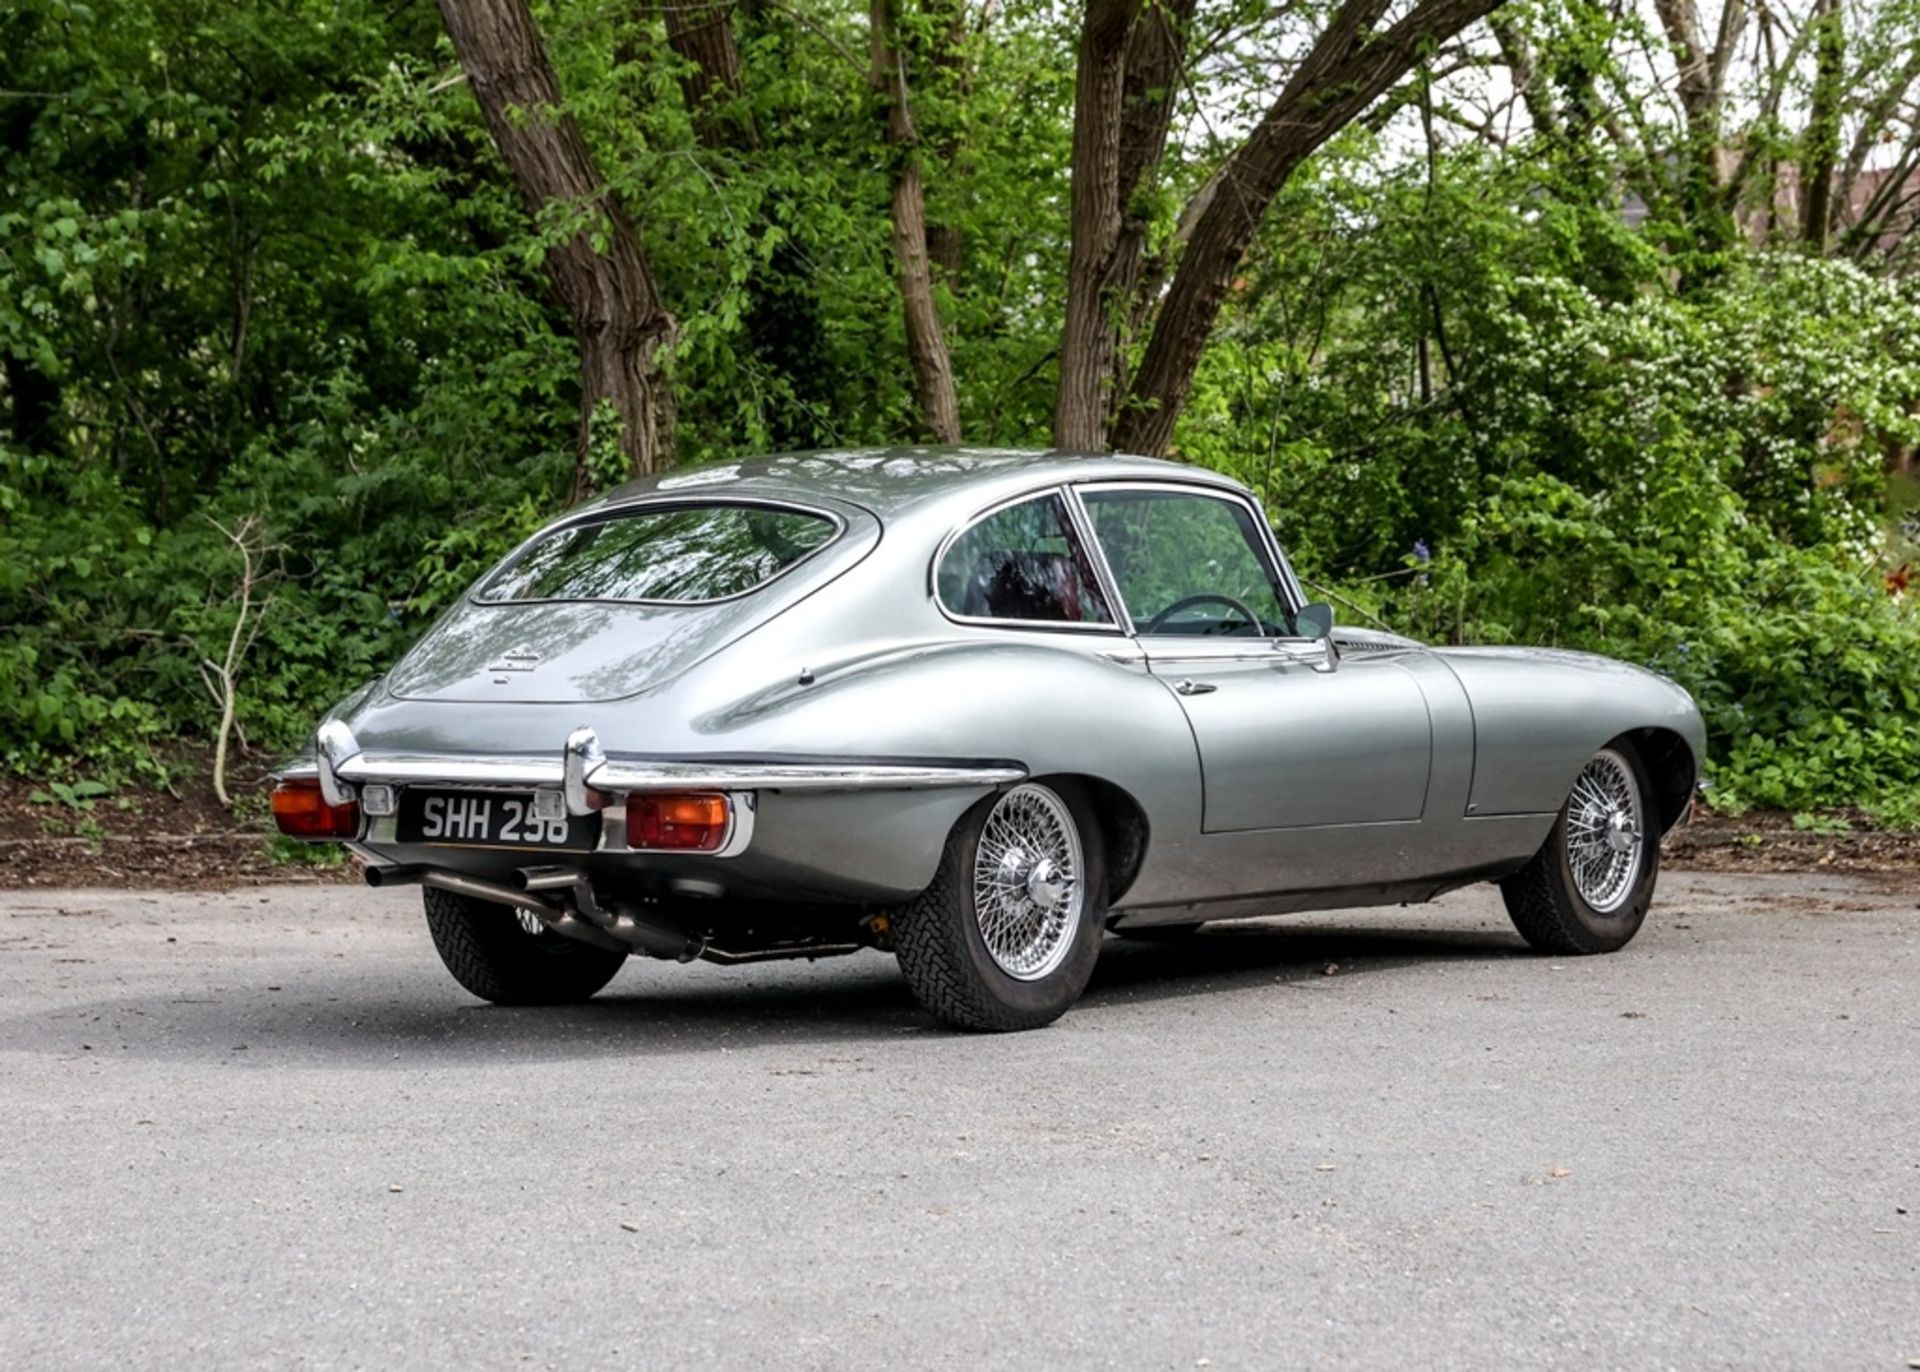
[1036,773,1149,905]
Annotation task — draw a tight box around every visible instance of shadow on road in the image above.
[4,918,1532,1066]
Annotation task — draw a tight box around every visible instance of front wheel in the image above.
[1499,742,1659,955]
[423,887,628,1005]
[891,780,1108,1032]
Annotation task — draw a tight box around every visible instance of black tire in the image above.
[422,886,627,1005]
[892,780,1108,1032]
[1499,740,1660,955]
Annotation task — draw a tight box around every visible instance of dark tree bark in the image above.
[1110,0,1505,457]
[436,0,678,484]
[1053,0,1141,450]
[870,0,963,444]
[1800,0,1845,251]
[664,1,759,151]
[1101,0,1199,437]
[921,0,974,281]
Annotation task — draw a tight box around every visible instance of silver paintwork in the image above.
[292,447,1706,929]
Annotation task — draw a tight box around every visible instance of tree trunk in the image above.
[1800,0,1845,252]
[1053,0,1141,451]
[1651,0,1749,258]
[664,1,759,151]
[922,0,974,281]
[1111,0,1504,457]
[1103,0,1199,436]
[436,0,678,484]
[870,0,963,444]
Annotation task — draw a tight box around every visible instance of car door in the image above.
[1075,482,1433,834]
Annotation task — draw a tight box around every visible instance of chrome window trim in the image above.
[470,496,849,609]
[1068,478,1310,644]
[928,486,1128,636]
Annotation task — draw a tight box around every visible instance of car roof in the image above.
[595,447,1250,523]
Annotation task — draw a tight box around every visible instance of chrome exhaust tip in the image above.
[512,866,584,893]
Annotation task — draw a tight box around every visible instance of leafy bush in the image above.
[1184,170,1920,822]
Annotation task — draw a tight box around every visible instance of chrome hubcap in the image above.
[515,907,546,937]
[973,784,1083,981]
[1566,748,1644,914]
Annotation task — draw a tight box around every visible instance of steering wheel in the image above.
[1142,592,1265,636]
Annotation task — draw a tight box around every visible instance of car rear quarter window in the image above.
[478,503,838,604]
[935,492,1115,626]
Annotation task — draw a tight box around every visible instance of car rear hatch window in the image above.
[477,502,839,604]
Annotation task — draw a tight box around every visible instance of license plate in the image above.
[395,790,598,851]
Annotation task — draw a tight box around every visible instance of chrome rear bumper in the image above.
[278,722,1024,814]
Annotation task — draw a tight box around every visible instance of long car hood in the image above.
[385,501,879,704]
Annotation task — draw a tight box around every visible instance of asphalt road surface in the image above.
[2,871,1915,1370]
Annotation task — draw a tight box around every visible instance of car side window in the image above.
[1081,488,1289,637]
[936,492,1116,626]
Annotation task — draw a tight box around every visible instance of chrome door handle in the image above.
[1173,679,1217,696]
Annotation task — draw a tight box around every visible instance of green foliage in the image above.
[1184,147,1920,823]
[4,0,1918,829]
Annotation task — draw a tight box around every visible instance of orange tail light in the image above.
[271,778,362,841]
[626,793,731,852]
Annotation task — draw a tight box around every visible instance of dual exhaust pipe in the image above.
[363,860,864,966]
[362,861,701,962]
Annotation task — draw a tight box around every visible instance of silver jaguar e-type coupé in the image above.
[274,448,1705,1031]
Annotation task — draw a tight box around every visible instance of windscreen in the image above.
[477,503,838,604]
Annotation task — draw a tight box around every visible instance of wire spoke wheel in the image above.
[1563,747,1645,914]
[971,784,1085,981]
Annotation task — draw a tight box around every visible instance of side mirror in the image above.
[1294,602,1335,640]
[1283,602,1338,673]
